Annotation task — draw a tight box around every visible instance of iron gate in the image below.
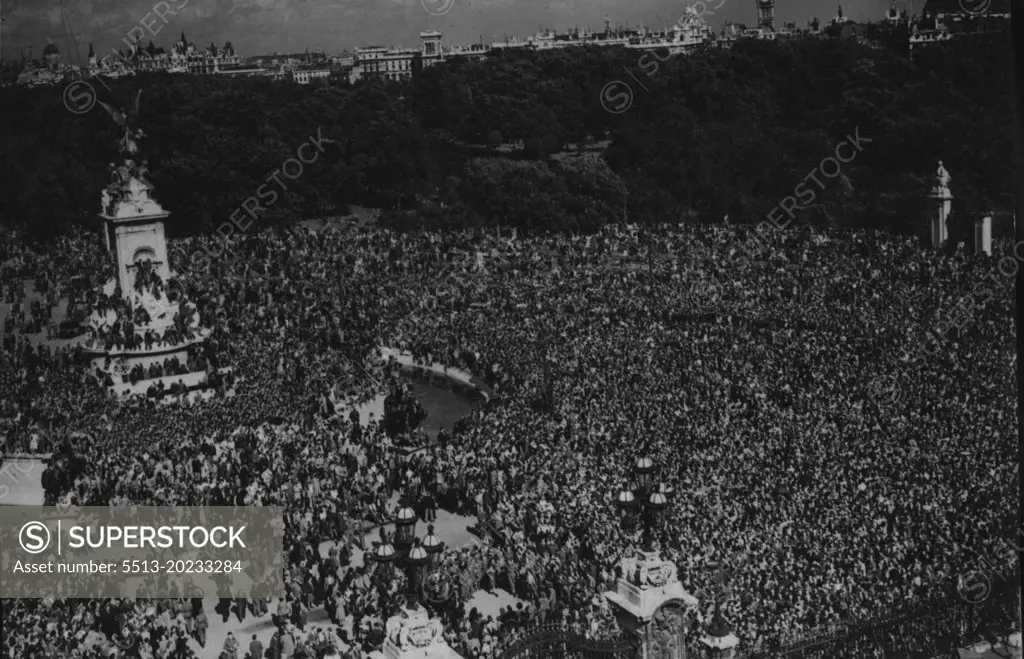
[495,624,639,659]
[732,571,1020,658]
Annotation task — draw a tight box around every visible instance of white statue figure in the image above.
[935,160,950,189]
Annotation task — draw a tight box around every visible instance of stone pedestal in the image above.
[101,177,172,294]
[975,215,992,256]
[381,606,463,659]
[604,549,699,659]
[89,177,215,400]
[929,188,952,249]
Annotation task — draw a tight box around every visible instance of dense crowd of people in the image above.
[0,219,1017,658]
[86,286,201,353]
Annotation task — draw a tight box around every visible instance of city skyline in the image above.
[3,0,901,61]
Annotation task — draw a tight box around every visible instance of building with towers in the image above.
[829,3,853,26]
[756,0,776,31]
[420,30,443,60]
[42,39,62,72]
[910,0,1009,56]
[85,30,243,77]
[350,30,445,83]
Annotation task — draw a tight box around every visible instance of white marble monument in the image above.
[975,215,992,256]
[929,160,953,249]
[85,91,216,400]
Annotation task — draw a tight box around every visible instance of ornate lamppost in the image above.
[605,456,698,659]
[393,506,418,556]
[371,509,450,612]
[421,524,446,570]
[615,456,669,551]
[368,509,461,659]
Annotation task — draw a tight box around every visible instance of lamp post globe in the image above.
[370,535,397,584]
[613,456,669,552]
[394,506,418,553]
[422,524,445,568]
[634,456,655,490]
[615,488,637,510]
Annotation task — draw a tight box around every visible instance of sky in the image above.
[1,0,899,61]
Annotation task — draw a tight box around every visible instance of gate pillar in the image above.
[604,549,699,659]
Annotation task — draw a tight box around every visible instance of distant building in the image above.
[884,2,906,24]
[717,20,776,48]
[910,0,1009,56]
[350,31,444,83]
[829,3,853,27]
[15,42,66,86]
[447,42,490,59]
[87,31,246,76]
[921,0,1010,20]
[755,0,776,31]
[488,10,713,55]
[292,68,330,84]
[42,39,61,72]
[352,46,416,82]
[775,20,819,38]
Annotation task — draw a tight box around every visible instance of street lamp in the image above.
[394,505,417,554]
[369,509,449,613]
[614,456,669,552]
[403,540,430,610]
[371,528,397,587]
[421,524,445,569]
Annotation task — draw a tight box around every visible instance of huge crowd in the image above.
[0,219,1017,658]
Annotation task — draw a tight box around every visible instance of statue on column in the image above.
[934,160,951,191]
[98,89,145,159]
[98,90,159,215]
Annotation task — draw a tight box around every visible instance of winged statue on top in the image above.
[98,89,145,160]
[98,89,161,215]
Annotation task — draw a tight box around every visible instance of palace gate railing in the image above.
[496,624,639,659]
[732,570,1020,658]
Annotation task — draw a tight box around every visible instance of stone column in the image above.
[975,215,992,256]
[928,161,953,249]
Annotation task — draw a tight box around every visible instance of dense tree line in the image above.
[0,30,1012,241]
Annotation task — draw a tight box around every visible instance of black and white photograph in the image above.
[0,0,1021,656]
